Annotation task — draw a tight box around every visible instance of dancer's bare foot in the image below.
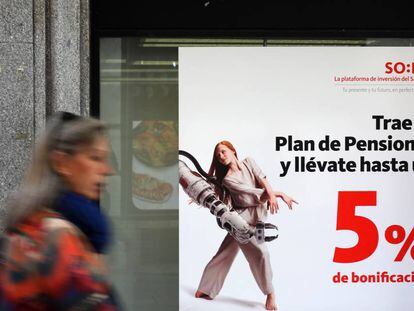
[195,290,212,300]
[265,293,277,310]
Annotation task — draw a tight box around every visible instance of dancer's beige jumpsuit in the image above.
[197,157,274,298]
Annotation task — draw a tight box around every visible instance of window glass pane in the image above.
[98,37,413,311]
[100,37,178,311]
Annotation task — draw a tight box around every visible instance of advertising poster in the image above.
[179,47,414,311]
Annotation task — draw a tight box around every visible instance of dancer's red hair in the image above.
[208,140,238,186]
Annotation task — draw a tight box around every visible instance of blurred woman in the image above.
[0,112,120,310]
[195,141,297,310]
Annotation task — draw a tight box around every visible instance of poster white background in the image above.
[179,47,414,311]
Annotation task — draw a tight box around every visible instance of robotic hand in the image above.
[179,159,278,244]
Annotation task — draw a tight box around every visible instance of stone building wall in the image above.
[0,0,90,230]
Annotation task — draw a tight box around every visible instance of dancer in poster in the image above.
[195,141,297,310]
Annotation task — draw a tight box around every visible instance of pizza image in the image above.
[132,121,178,167]
[132,173,173,203]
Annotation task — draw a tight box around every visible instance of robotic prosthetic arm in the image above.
[179,160,253,244]
[179,151,278,244]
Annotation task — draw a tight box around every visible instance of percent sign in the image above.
[385,225,414,261]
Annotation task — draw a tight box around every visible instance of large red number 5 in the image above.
[333,191,379,263]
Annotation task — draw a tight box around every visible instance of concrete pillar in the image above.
[47,0,89,115]
[0,0,90,230]
[0,0,35,228]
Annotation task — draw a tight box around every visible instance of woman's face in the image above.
[215,144,236,166]
[54,136,113,200]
